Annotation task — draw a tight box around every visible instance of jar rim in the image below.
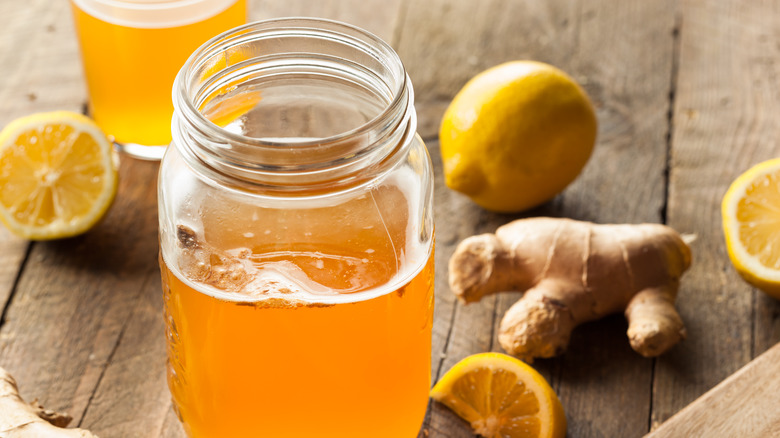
[173,17,409,152]
[71,0,239,28]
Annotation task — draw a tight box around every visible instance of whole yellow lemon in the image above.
[440,61,597,212]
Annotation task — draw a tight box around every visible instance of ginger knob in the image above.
[449,217,691,362]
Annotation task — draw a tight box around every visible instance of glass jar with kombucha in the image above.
[158,18,435,438]
[71,0,247,159]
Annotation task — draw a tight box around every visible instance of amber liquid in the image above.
[160,188,434,437]
[71,0,246,146]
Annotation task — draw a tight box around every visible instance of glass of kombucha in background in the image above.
[70,0,246,160]
[158,19,435,437]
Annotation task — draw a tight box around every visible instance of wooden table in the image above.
[1,1,779,437]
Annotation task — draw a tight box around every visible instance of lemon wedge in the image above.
[722,158,780,299]
[0,111,118,240]
[430,352,566,438]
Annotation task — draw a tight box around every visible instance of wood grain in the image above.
[0,0,92,421]
[397,1,676,436]
[0,229,27,322]
[656,0,780,428]
[0,0,86,126]
[0,0,777,437]
[646,342,780,437]
[253,0,405,43]
[0,158,161,426]
[78,222,175,436]
[549,3,677,437]
[422,139,507,438]
[0,0,84,326]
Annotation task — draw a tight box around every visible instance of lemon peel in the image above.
[440,61,597,212]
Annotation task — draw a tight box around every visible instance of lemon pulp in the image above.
[430,352,566,438]
[722,158,780,298]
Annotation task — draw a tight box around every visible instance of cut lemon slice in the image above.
[722,158,780,299]
[430,352,566,438]
[0,111,118,240]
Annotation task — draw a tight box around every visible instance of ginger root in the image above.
[0,366,98,437]
[449,217,691,362]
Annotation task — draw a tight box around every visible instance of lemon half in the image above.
[430,352,566,438]
[0,111,118,240]
[722,158,780,299]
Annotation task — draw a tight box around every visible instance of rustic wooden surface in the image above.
[646,342,780,438]
[1,0,779,437]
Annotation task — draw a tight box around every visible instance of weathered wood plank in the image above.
[76,169,170,436]
[0,0,98,422]
[0,0,85,327]
[551,2,676,437]
[422,139,506,438]
[0,0,86,126]
[395,2,577,432]
[5,1,770,437]
[656,0,780,429]
[397,0,676,437]
[254,0,405,43]
[0,1,175,435]
[646,342,780,437]
[0,229,27,320]
[755,293,780,359]
[398,0,579,140]
[0,158,160,426]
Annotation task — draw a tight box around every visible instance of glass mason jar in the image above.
[158,18,435,438]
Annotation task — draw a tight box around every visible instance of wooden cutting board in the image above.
[645,342,780,437]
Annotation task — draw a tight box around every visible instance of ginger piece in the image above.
[0,366,98,437]
[449,217,691,362]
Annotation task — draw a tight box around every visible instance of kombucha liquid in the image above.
[160,186,434,437]
[71,0,246,146]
